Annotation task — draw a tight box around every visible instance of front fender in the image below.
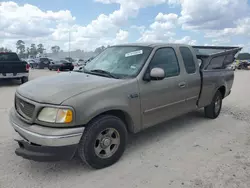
[62,79,141,133]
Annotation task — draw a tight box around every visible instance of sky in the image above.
[1,0,250,52]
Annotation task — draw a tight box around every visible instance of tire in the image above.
[204,90,222,119]
[70,68,74,71]
[78,115,128,169]
[21,77,28,84]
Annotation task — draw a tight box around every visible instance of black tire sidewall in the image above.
[210,91,222,118]
[78,115,127,169]
[21,77,28,84]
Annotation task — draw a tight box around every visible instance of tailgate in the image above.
[0,61,27,73]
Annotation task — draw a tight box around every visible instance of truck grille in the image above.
[15,96,35,120]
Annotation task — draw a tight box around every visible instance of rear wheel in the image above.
[70,68,74,71]
[78,115,128,169]
[204,90,222,119]
[21,77,28,84]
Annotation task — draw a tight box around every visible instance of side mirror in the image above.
[144,67,165,81]
[150,67,165,80]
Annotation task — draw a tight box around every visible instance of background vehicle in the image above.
[9,43,241,169]
[27,59,36,69]
[30,57,51,69]
[48,59,74,71]
[73,59,85,71]
[0,52,29,84]
[65,57,74,63]
[48,58,54,64]
[73,59,85,67]
[237,61,250,70]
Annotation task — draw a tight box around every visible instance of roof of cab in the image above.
[112,43,190,48]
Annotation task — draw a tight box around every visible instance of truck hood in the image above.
[17,72,123,104]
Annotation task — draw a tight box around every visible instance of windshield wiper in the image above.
[90,69,118,79]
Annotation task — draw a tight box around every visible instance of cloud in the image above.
[2,0,250,52]
[205,18,250,39]
[137,12,178,42]
[176,0,250,44]
[178,0,250,30]
[131,25,146,34]
[1,0,174,51]
[170,36,197,45]
[0,1,75,39]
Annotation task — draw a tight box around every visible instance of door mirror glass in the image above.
[150,67,165,80]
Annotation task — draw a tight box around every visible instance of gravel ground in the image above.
[0,69,250,188]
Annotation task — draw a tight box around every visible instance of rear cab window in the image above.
[0,53,20,62]
[179,47,196,74]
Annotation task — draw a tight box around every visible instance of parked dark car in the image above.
[48,60,74,71]
[29,57,51,69]
[237,61,250,70]
[65,57,74,63]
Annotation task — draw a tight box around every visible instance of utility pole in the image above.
[69,30,71,58]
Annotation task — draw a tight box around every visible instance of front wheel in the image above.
[204,90,222,119]
[78,115,128,169]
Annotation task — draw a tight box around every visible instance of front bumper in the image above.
[9,107,85,161]
[15,140,78,162]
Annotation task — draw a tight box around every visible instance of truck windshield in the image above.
[83,46,152,78]
[0,53,20,62]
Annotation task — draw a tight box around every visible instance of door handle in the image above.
[178,82,186,88]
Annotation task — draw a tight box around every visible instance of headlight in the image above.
[38,107,73,124]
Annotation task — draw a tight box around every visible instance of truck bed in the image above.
[192,46,242,108]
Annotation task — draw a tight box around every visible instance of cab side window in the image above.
[150,48,180,78]
[180,47,196,74]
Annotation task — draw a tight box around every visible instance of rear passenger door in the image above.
[179,47,201,111]
[139,47,189,129]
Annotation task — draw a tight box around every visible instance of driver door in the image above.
[139,47,188,129]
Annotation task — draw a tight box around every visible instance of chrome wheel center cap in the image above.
[102,138,111,147]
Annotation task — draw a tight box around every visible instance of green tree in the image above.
[16,40,25,57]
[94,46,106,54]
[30,44,37,57]
[236,53,250,60]
[37,44,44,54]
[0,47,12,52]
[51,45,60,54]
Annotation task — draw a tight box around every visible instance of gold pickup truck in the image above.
[9,43,241,169]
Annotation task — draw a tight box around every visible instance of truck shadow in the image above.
[0,79,21,87]
[20,110,207,176]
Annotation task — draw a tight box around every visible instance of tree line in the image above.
[0,40,110,58]
[15,40,61,58]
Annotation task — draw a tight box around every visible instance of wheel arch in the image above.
[217,85,226,98]
[86,109,135,133]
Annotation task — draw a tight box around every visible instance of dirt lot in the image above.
[0,70,250,188]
